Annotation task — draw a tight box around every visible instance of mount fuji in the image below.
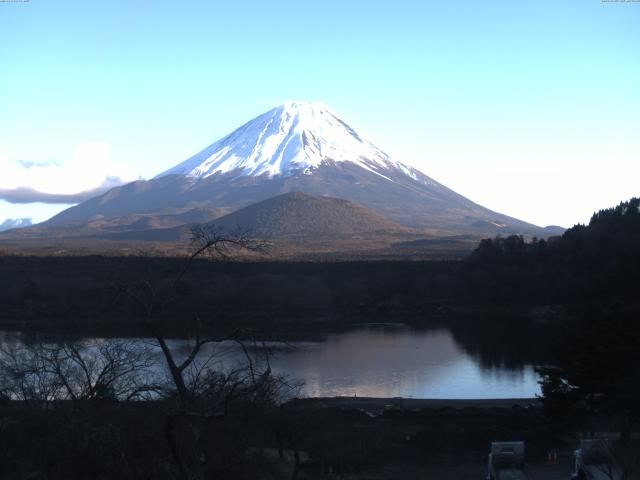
[158,101,423,182]
[39,101,552,240]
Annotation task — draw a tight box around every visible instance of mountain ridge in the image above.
[38,101,556,239]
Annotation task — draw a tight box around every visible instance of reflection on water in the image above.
[163,325,540,398]
[0,325,541,399]
[263,326,539,398]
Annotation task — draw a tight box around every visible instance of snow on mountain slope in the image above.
[157,101,424,183]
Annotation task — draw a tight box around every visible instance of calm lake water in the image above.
[3,324,541,399]
[166,324,541,399]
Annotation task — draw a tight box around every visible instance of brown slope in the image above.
[211,191,407,237]
[0,207,222,240]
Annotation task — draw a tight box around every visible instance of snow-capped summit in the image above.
[157,101,419,181]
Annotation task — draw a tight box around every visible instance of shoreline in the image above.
[293,396,540,413]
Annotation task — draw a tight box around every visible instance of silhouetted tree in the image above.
[117,224,303,479]
[0,339,157,403]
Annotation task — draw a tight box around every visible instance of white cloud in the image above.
[0,142,138,195]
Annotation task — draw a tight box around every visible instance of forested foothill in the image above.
[1,199,638,332]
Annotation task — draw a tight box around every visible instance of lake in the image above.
[163,323,541,399]
[1,324,541,399]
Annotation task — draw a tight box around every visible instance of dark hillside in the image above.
[462,197,640,303]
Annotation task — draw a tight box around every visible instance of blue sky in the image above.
[1,0,639,227]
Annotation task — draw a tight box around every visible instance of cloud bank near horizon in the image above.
[0,143,140,224]
[0,143,139,204]
[0,175,128,204]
